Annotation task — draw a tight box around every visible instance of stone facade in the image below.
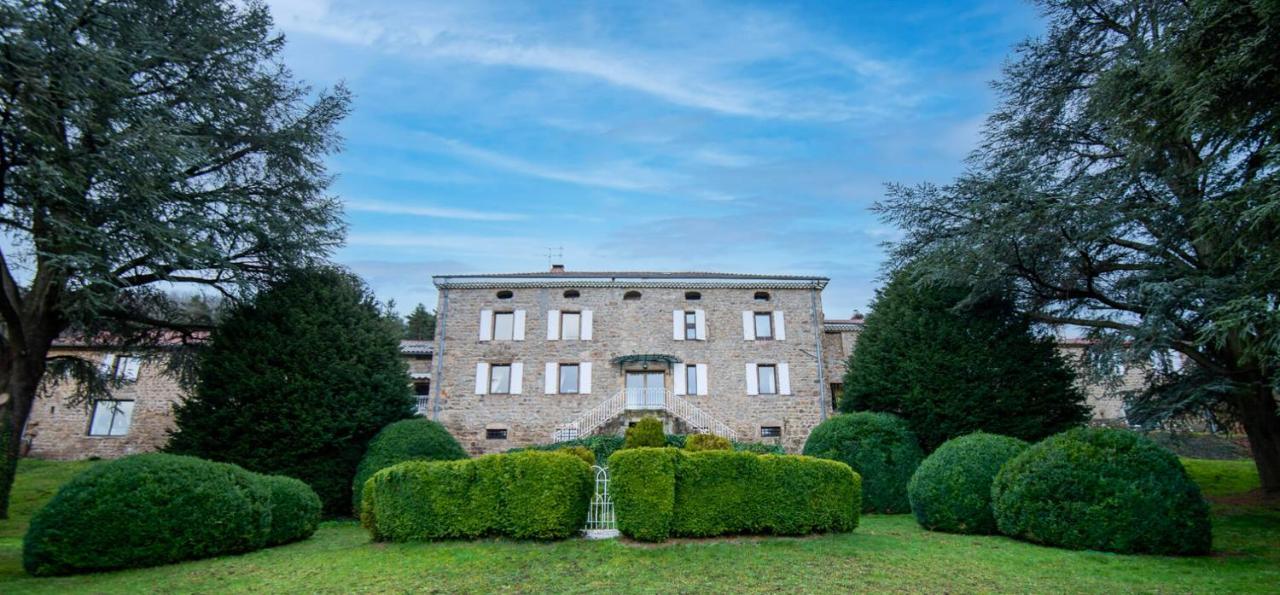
[1057,342,1147,423]
[429,271,833,454]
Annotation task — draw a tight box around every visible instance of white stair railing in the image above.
[553,390,626,441]
[664,392,737,440]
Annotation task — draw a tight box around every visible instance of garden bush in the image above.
[361,450,592,541]
[624,417,666,448]
[907,432,1026,534]
[558,446,597,466]
[802,412,923,513]
[608,448,678,542]
[352,418,468,513]
[23,453,320,576]
[513,433,781,463]
[684,433,732,451]
[260,474,324,546]
[992,427,1212,555]
[608,448,860,542]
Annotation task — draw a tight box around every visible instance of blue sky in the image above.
[265,0,1043,317]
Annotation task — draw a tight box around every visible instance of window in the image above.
[496,290,513,299]
[757,364,778,395]
[685,291,701,300]
[754,312,774,340]
[686,364,699,395]
[754,291,771,301]
[486,428,508,440]
[623,290,642,300]
[492,312,515,340]
[684,311,698,340]
[489,364,512,394]
[558,364,580,394]
[100,354,142,382]
[760,426,782,438]
[563,289,580,299]
[88,400,134,436]
[414,381,430,396]
[561,311,581,340]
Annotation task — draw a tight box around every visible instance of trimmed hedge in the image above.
[992,427,1212,555]
[907,432,1027,534]
[261,474,324,546]
[362,450,592,541]
[685,434,732,451]
[558,446,597,466]
[352,419,468,514]
[23,454,320,576]
[608,448,860,542]
[624,417,666,448]
[802,412,923,513]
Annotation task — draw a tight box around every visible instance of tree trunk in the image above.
[1237,383,1280,497]
[0,356,40,520]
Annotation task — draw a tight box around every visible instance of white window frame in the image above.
[561,311,581,341]
[88,399,134,437]
[489,364,512,394]
[492,312,515,341]
[558,363,580,394]
[754,312,774,340]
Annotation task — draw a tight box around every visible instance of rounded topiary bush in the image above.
[802,412,923,513]
[353,418,467,514]
[23,454,277,576]
[260,474,323,546]
[684,433,732,451]
[624,417,666,448]
[908,432,1027,534]
[992,427,1212,555]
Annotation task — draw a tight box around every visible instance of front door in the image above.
[625,372,665,409]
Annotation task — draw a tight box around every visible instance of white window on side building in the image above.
[88,400,134,436]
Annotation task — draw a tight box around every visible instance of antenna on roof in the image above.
[545,246,563,269]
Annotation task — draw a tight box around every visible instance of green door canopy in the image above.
[611,354,682,368]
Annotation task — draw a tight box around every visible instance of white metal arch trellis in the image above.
[583,465,619,539]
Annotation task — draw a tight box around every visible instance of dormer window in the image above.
[623,291,642,301]
[496,290,514,300]
[563,289,580,299]
[754,291,771,301]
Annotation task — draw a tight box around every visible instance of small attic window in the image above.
[754,291,771,301]
[563,290,580,299]
[685,291,702,300]
[623,291,642,301]
[496,290,513,299]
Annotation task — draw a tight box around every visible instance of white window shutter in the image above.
[695,310,706,340]
[672,310,684,341]
[474,363,489,395]
[674,364,687,395]
[581,310,593,340]
[513,310,526,341]
[774,311,786,341]
[696,364,709,396]
[479,310,493,341]
[120,357,142,381]
[742,311,754,340]
[745,363,759,395]
[510,362,523,394]
[580,362,592,394]
[544,362,557,394]
[547,310,561,340]
[778,362,792,395]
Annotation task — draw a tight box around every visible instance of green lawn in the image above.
[0,458,1275,593]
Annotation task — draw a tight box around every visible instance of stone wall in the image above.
[22,347,185,460]
[1057,343,1147,423]
[431,284,830,454]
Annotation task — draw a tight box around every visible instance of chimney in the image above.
[550,264,566,274]
[851,310,864,321]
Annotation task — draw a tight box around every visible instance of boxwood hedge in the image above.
[608,448,860,542]
[361,450,592,541]
[23,453,320,576]
[802,412,923,513]
[907,432,1027,534]
[684,434,732,451]
[992,427,1212,555]
[513,433,781,464]
[352,418,468,514]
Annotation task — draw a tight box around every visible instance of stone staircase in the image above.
[552,390,737,442]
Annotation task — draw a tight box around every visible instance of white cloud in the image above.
[427,135,677,192]
[345,198,525,221]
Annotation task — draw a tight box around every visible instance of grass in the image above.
[0,457,1275,593]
